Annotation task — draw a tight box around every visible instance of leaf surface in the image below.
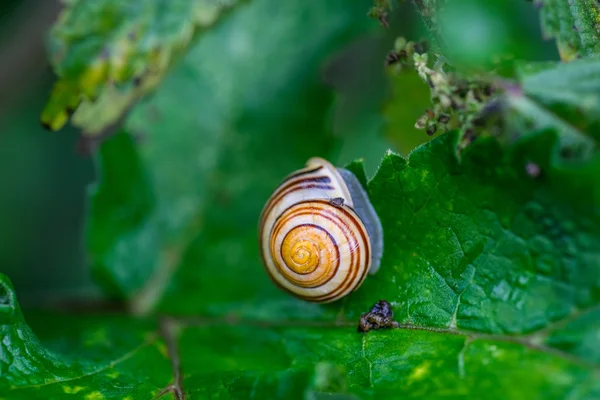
[176,323,600,399]
[86,0,374,302]
[537,0,600,60]
[41,0,243,133]
[507,57,600,158]
[0,274,172,400]
[8,0,600,398]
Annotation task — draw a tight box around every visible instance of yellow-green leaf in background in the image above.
[41,0,243,134]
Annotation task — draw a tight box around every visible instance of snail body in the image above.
[259,158,383,303]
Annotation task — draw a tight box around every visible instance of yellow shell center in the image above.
[281,225,326,275]
[286,240,319,273]
[271,207,340,288]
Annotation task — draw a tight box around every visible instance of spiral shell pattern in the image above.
[259,158,374,303]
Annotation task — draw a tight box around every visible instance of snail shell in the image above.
[259,157,383,303]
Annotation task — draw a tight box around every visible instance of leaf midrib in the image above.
[161,302,600,373]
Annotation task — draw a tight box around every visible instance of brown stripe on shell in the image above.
[259,173,331,227]
[264,201,367,302]
[283,165,323,181]
[274,223,340,287]
[295,200,371,302]
[265,200,369,302]
[261,171,330,216]
[273,176,332,199]
[269,208,346,289]
[278,224,337,277]
[265,204,346,291]
[300,203,367,302]
[313,231,370,301]
[258,178,334,237]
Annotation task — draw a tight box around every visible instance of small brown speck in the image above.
[329,197,345,208]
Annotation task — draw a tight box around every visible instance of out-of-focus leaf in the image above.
[507,57,600,159]
[0,75,94,300]
[20,0,600,398]
[0,274,172,399]
[437,0,557,70]
[85,0,375,302]
[537,0,600,60]
[517,56,600,116]
[542,307,600,365]
[41,0,243,133]
[86,131,156,298]
[324,36,393,176]
[383,70,432,154]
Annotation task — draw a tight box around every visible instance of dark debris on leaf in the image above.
[358,300,399,333]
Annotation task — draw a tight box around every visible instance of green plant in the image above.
[2,0,599,398]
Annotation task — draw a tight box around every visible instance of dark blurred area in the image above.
[0,0,558,307]
[0,0,96,305]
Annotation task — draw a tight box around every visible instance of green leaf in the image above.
[343,160,369,192]
[438,0,549,69]
[146,121,600,335]
[86,0,375,302]
[19,0,600,397]
[543,308,600,364]
[537,0,600,60]
[84,0,600,338]
[0,274,173,399]
[383,70,433,154]
[41,0,244,133]
[175,323,600,398]
[507,57,600,159]
[10,112,600,399]
[517,56,600,117]
[86,131,156,298]
[325,35,395,176]
[349,131,599,332]
[160,130,599,397]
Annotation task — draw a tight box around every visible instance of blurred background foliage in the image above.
[2,1,600,398]
[0,0,561,306]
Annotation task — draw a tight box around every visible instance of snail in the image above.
[259,157,383,303]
